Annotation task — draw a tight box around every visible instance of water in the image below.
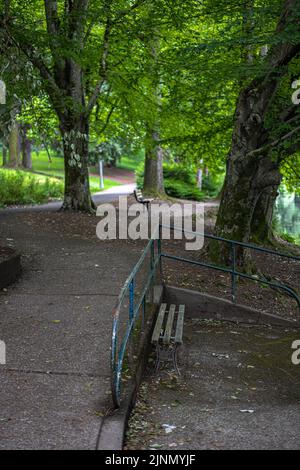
[274,192,300,243]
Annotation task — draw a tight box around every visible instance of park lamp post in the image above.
[0,80,6,104]
[99,158,104,190]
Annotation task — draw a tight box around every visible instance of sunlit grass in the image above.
[0,150,121,195]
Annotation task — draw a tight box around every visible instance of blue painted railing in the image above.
[111,233,161,408]
[111,225,300,407]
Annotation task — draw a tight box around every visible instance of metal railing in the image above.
[111,225,300,408]
[161,225,300,308]
[111,232,161,408]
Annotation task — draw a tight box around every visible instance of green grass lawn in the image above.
[0,168,64,207]
[0,150,120,194]
[117,151,144,171]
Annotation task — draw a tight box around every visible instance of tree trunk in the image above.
[214,151,282,264]
[214,0,300,263]
[143,127,164,195]
[20,124,32,169]
[2,142,7,166]
[143,25,165,196]
[8,123,19,167]
[197,168,203,190]
[60,115,95,212]
[250,184,281,244]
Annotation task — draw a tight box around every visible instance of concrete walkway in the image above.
[0,187,141,450]
[126,319,300,450]
[0,184,136,214]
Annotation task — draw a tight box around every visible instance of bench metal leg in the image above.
[172,344,181,376]
[154,344,161,373]
[153,343,181,375]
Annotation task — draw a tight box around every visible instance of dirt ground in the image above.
[0,246,15,262]
[125,320,300,450]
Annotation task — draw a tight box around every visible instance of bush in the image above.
[137,162,223,201]
[164,178,205,201]
[163,164,196,186]
[278,231,300,245]
[89,140,122,167]
[0,169,64,207]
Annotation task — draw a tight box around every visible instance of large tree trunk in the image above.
[143,25,165,196]
[250,184,281,244]
[60,115,94,212]
[143,127,164,195]
[214,0,300,262]
[214,154,282,263]
[216,155,282,242]
[43,0,95,213]
[8,123,19,167]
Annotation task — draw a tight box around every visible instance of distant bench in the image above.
[151,303,185,375]
[133,189,154,210]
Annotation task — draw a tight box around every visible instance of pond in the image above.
[274,192,300,244]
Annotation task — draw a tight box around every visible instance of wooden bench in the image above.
[133,189,153,210]
[151,303,185,375]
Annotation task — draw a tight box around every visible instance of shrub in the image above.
[137,162,222,201]
[164,178,205,201]
[163,164,196,186]
[0,169,63,207]
[278,231,300,245]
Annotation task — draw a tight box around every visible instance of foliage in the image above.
[137,162,222,200]
[163,164,196,186]
[0,0,300,223]
[163,178,205,201]
[89,140,122,167]
[0,169,63,207]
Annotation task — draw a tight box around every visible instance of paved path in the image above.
[0,184,136,214]
[126,319,300,450]
[0,187,141,450]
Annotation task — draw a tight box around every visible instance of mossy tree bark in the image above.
[8,123,19,167]
[142,23,165,196]
[214,0,300,263]
[60,115,94,212]
[143,127,164,195]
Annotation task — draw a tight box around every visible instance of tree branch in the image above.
[98,99,119,134]
[86,17,111,115]
[247,124,300,159]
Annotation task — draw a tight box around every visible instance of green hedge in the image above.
[164,178,205,201]
[137,163,222,201]
[0,169,63,207]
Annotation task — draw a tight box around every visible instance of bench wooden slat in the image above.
[175,305,185,344]
[134,190,154,206]
[152,303,167,344]
[163,304,176,344]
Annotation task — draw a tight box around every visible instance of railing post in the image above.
[129,278,135,321]
[158,224,162,278]
[231,243,237,303]
[150,239,155,270]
